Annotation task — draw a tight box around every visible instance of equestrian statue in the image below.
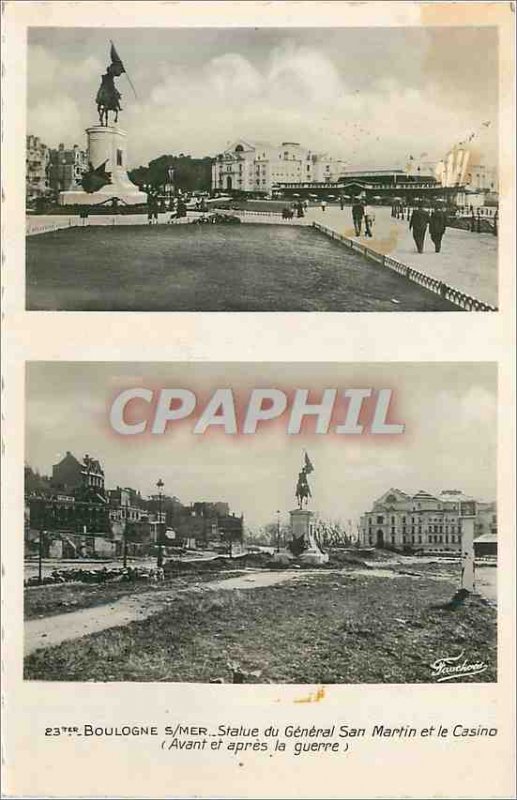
[295,452,314,508]
[95,41,136,126]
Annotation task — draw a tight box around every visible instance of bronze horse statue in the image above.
[295,467,312,508]
[96,62,124,126]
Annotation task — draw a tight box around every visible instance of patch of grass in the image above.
[24,570,245,620]
[24,572,496,684]
[26,225,456,312]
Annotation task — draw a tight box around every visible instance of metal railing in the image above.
[212,206,283,217]
[26,218,78,236]
[312,222,497,312]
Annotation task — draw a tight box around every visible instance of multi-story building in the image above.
[169,502,244,549]
[27,494,110,537]
[107,486,148,523]
[107,486,158,544]
[26,134,50,200]
[48,142,88,194]
[359,488,497,552]
[211,139,346,195]
[475,501,497,537]
[51,452,105,497]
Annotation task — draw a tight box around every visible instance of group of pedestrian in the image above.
[409,203,447,254]
[351,199,375,238]
[282,200,307,219]
[147,195,159,224]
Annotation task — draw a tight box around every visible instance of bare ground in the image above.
[24,569,496,684]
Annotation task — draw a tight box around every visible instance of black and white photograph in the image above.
[26,26,498,312]
[24,361,497,684]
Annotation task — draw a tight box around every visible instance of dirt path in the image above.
[24,570,301,655]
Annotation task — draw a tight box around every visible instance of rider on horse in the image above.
[96,58,124,126]
[295,467,312,508]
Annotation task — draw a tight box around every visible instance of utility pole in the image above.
[460,515,476,592]
[276,510,281,552]
[38,530,45,585]
[156,478,164,568]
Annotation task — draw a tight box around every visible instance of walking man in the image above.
[363,203,375,238]
[352,199,364,236]
[429,207,447,253]
[409,203,430,253]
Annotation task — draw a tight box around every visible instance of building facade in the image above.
[211,139,346,195]
[26,452,244,558]
[359,488,496,552]
[26,135,50,200]
[48,142,88,194]
[276,168,445,202]
[51,452,105,496]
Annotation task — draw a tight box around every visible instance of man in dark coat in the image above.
[429,208,447,253]
[351,199,364,236]
[409,203,430,253]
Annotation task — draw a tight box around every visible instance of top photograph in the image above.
[25,26,499,312]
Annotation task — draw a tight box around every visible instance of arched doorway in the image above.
[376,529,384,548]
[226,176,232,191]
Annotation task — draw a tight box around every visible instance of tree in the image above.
[129,154,212,194]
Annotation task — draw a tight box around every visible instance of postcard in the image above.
[1,2,515,799]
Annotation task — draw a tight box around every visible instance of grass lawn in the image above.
[26,224,456,312]
[24,569,245,620]
[24,570,496,684]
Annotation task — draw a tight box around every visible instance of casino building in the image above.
[358,488,497,552]
[211,139,346,195]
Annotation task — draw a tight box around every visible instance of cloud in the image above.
[27,39,498,169]
[28,97,83,147]
[27,46,104,145]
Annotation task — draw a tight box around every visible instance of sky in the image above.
[26,362,497,531]
[27,26,498,170]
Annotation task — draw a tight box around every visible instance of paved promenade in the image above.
[306,205,498,307]
[26,205,497,306]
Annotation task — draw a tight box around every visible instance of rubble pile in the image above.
[25,565,164,587]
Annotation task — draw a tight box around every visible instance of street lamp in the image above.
[122,519,128,568]
[276,510,281,552]
[156,478,164,568]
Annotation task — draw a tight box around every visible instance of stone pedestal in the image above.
[59,125,147,206]
[289,508,329,565]
[460,516,475,591]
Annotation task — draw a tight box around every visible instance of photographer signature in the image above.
[430,651,488,682]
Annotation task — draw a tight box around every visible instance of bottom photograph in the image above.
[24,361,497,684]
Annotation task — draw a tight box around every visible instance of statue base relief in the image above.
[299,549,329,566]
[289,508,329,565]
[272,551,293,566]
[59,125,147,207]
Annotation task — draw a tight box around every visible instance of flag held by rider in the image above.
[110,42,126,76]
[304,452,314,473]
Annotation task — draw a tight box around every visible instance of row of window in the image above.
[367,534,459,546]
[372,514,462,525]
[371,524,459,534]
